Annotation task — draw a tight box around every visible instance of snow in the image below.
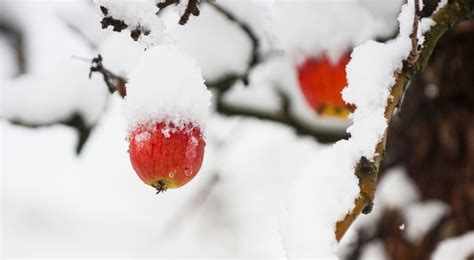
[1,99,326,257]
[435,0,449,13]
[213,119,324,257]
[221,80,282,113]
[219,0,405,133]
[0,1,108,126]
[359,240,389,260]
[402,200,449,244]
[342,0,435,159]
[162,3,253,82]
[377,167,420,209]
[124,45,212,132]
[53,1,110,49]
[94,0,167,47]
[1,98,215,257]
[280,1,426,256]
[1,58,108,126]
[399,223,406,230]
[264,0,402,64]
[134,131,151,143]
[0,0,437,258]
[0,2,93,75]
[98,33,145,77]
[432,231,474,260]
[217,0,274,52]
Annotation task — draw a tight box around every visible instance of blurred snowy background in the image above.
[1,0,473,259]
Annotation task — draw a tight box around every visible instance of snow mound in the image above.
[377,167,420,209]
[402,200,449,243]
[432,231,474,260]
[124,45,212,132]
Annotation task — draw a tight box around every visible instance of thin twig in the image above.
[156,0,201,25]
[89,54,128,97]
[216,90,349,143]
[206,1,260,85]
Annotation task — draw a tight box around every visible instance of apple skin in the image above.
[297,54,354,117]
[128,121,205,193]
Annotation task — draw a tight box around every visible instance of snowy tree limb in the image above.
[215,89,349,143]
[335,0,473,241]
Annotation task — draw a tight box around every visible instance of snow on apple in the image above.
[125,45,211,192]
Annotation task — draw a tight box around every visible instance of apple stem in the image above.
[155,180,168,194]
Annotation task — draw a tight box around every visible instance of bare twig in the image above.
[206,1,260,85]
[335,0,473,241]
[99,6,128,32]
[216,89,349,143]
[156,0,201,25]
[89,54,127,97]
[179,0,200,25]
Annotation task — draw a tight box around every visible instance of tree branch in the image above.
[206,1,260,85]
[335,0,473,241]
[215,89,349,143]
[88,54,127,97]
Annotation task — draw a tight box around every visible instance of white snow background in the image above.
[2,0,467,258]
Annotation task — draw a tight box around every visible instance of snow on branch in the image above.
[335,0,473,241]
[95,0,202,45]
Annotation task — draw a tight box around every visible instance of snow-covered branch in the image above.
[335,0,473,241]
[96,0,203,45]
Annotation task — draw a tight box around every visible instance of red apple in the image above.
[128,121,205,193]
[297,53,354,117]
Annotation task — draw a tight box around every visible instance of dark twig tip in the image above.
[100,6,108,15]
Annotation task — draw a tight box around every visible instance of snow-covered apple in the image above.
[124,46,211,193]
[128,121,205,193]
[297,53,354,117]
